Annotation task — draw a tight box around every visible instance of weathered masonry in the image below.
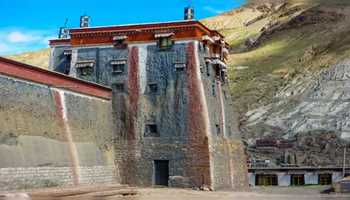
[0,57,116,191]
[49,19,248,190]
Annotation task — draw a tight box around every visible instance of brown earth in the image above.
[1,186,350,200]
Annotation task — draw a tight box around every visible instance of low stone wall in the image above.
[0,166,116,191]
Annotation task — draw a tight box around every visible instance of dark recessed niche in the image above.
[145,124,159,137]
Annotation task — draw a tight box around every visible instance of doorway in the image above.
[291,174,305,186]
[154,160,169,186]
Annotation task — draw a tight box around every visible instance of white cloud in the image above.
[203,6,224,14]
[7,31,41,43]
[0,28,56,55]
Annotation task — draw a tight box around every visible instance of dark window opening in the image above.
[212,84,216,97]
[214,64,221,79]
[76,61,94,76]
[206,61,210,76]
[216,124,221,136]
[78,67,93,76]
[159,37,174,50]
[113,36,127,48]
[256,174,278,186]
[291,174,305,186]
[148,83,158,94]
[111,60,127,74]
[154,160,169,186]
[64,53,72,75]
[113,83,125,93]
[319,174,332,185]
[174,63,186,72]
[145,124,159,137]
[112,64,125,74]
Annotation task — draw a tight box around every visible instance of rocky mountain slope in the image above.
[203,0,350,167]
[7,0,350,167]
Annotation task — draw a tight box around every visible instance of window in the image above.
[159,37,174,49]
[205,61,210,76]
[148,83,158,94]
[78,67,93,76]
[145,124,159,137]
[113,36,127,47]
[76,61,94,76]
[319,174,332,185]
[216,124,221,136]
[214,64,221,79]
[111,60,127,74]
[63,50,72,56]
[174,63,186,72]
[212,84,216,97]
[63,50,72,75]
[256,174,278,186]
[155,33,174,50]
[113,83,125,93]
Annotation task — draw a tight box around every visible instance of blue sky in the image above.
[0,0,245,55]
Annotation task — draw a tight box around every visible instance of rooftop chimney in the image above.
[80,15,90,28]
[184,7,194,20]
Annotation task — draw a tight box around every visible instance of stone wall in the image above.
[0,166,116,191]
[49,41,248,190]
[0,70,118,191]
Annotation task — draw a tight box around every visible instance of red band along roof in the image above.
[50,20,225,46]
[0,57,112,100]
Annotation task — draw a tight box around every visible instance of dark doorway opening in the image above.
[154,160,169,186]
[291,174,305,186]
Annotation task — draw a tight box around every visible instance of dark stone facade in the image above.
[49,41,248,190]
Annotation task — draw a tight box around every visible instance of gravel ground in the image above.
[1,185,350,200]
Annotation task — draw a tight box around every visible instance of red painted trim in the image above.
[0,57,112,100]
[50,21,224,46]
[49,39,71,45]
[69,21,211,34]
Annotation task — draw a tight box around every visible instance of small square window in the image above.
[159,37,174,50]
[113,36,127,47]
[76,61,94,76]
[78,67,93,76]
[111,60,127,74]
[174,63,186,72]
[113,64,125,74]
[145,124,159,137]
[148,83,158,94]
[113,83,125,93]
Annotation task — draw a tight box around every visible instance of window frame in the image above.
[110,60,127,74]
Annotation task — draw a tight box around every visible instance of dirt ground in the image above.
[1,185,350,200]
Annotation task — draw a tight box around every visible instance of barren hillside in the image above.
[5,48,50,69]
[203,0,350,166]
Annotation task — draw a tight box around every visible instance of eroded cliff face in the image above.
[202,0,350,167]
[244,59,350,167]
